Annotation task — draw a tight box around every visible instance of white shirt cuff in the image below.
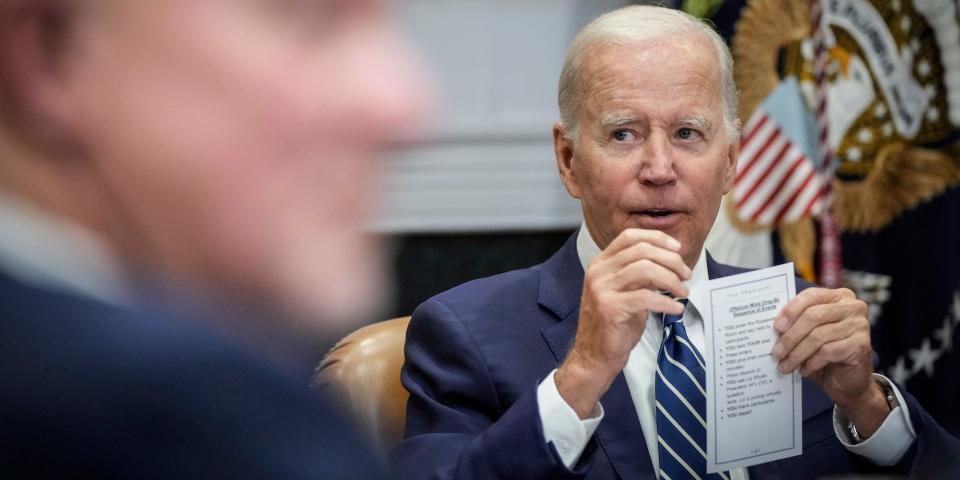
[832,374,917,466]
[536,368,604,469]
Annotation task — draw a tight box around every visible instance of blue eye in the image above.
[613,129,635,142]
[677,128,699,140]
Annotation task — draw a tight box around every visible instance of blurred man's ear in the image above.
[0,1,80,155]
[553,122,583,199]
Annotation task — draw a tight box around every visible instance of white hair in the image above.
[558,5,740,142]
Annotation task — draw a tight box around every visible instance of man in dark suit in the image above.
[394,6,960,479]
[0,0,428,477]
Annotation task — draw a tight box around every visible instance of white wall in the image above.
[373,0,631,233]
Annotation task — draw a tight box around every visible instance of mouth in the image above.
[631,209,685,228]
[639,209,676,218]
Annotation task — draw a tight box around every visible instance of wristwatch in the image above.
[847,379,899,444]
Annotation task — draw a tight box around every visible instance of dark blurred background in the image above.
[387,230,573,318]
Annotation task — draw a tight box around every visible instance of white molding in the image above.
[372,139,583,233]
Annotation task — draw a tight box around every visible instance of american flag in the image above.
[730,79,827,226]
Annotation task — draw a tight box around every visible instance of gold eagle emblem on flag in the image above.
[728,0,960,280]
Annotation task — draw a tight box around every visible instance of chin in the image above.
[272,233,388,336]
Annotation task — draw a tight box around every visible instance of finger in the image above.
[774,288,855,333]
[617,289,686,316]
[603,239,691,281]
[797,332,872,377]
[773,297,867,362]
[775,319,859,373]
[599,228,682,260]
[771,303,838,361]
[609,258,688,299]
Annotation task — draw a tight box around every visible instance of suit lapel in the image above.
[538,233,583,364]
[539,233,656,479]
[539,233,586,370]
[594,377,656,479]
[706,251,753,280]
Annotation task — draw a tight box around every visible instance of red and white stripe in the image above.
[731,111,825,226]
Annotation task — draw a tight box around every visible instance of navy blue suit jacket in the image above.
[0,271,386,479]
[394,233,960,479]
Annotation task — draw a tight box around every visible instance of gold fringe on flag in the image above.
[833,144,960,232]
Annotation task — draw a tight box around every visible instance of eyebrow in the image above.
[600,114,637,128]
[677,114,713,131]
[600,113,714,131]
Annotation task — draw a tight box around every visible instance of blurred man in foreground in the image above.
[394,6,960,479]
[0,0,427,477]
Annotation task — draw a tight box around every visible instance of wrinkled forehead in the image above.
[578,39,724,119]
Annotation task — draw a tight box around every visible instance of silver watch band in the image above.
[847,380,899,444]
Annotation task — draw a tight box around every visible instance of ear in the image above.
[553,122,583,199]
[0,1,80,154]
[721,136,739,194]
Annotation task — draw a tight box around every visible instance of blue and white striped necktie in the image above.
[655,302,729,480]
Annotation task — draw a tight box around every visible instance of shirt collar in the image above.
[0,192,131,306]
[575,222,709,311]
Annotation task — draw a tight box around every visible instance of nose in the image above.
[637,132,677,186]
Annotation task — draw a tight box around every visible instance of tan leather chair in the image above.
[314,316,411,455]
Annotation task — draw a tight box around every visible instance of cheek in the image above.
[685,156,730,222]
[579,156,630,205]
[579,158,639,238]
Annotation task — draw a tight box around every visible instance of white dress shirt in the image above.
[537,223,917,476]
[0,192,130,306]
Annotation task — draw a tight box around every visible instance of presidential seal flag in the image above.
[694,0,960,434]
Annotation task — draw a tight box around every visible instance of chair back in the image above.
[314,316,411,455]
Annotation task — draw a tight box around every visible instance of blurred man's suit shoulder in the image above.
[0,271,387,480]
